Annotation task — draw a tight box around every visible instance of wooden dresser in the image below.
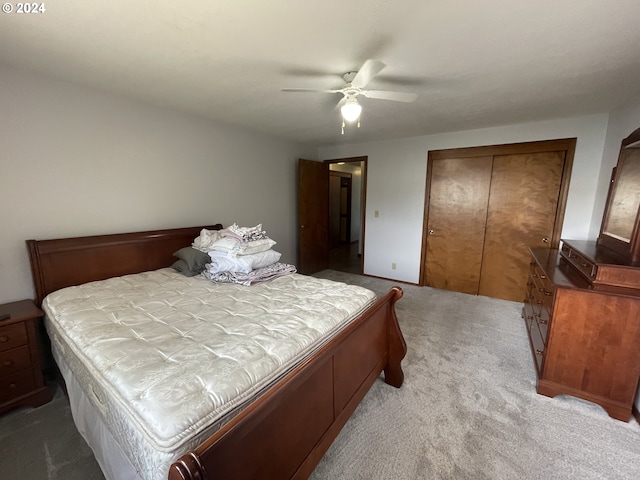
[523,240,640,421]
[0,299,53,414]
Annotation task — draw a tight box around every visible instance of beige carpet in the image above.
[1,270,639,479]
[311,270,640,480]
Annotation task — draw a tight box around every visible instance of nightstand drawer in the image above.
[0,370,36,403]
[0,323,28,352]
[0,345,31,378]
[0,299,53,414]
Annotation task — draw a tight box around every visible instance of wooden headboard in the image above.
[26,224,222,305]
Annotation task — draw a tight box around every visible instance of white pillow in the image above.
[246,249,281,269]
[236,238,276,255]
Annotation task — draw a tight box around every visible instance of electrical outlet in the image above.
[374,210,379,218]
[391,263,397,270]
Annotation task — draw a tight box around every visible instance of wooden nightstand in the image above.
[0,299,53,414]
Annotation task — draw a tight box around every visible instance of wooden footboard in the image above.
[169,286,405,480]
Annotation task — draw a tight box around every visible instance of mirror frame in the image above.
[597,126,640,265]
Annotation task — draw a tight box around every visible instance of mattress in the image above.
[43,269,376,480]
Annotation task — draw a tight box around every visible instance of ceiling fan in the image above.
[281,59,418,133]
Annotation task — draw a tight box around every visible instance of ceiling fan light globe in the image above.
[341,102,362,122]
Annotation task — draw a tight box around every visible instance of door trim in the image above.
[419,138,576,286]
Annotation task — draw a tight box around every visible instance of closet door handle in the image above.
[541,237,549,244]
[428,229,435,235]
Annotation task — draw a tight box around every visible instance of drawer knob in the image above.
[0,336,8,343]
[535,349,544,356]
[9,383,17,389]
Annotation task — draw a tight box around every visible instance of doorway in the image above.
[328,158,366,274]
[297,157,367,275]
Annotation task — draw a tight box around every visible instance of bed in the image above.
[26,225,406,480]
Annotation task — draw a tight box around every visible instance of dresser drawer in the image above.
[530,264,554,306]
[0,370,36,403]
[536,307,550,343]
[529,321,546,374]
[561,243,597,281]
[0,345,31,378]
[530,263,553,290]
[523,286,536,329]
[0,323,28,353]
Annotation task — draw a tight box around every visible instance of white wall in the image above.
[0,66,304,304]
[319,114,609,284]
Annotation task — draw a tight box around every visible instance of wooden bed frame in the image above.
[26,225,407,480]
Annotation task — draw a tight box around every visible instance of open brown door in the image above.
[297,159,329,274]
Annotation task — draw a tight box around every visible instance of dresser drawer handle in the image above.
[0,336,8,343]
[581,263,589,267]
[536,300,542,305]
[538,319,548,324]
[543,291,552,296]
[9,383,17,389]
[3,360,13,367]
[535,349,544,356]
[540,275,546,279]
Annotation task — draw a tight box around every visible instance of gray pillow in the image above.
[171,259,200,277]
[172,247,209,275]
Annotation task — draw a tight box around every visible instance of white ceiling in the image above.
[2,0,640,146]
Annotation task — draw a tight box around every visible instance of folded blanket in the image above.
[191,229,222,253]
[206,249,282,274]
[220,223,268,242]
[211,236,276,256]
[202,262,297,286]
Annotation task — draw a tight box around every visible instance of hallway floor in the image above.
[329,241,361,274]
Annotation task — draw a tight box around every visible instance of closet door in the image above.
[424,156,493,295]
[478,151,566,301]
[420,139,574,302]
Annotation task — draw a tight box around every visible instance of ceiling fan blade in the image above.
[351,59,386,88]
[334,96,347,111]
[281,88,340,93]
[361,90,417,103]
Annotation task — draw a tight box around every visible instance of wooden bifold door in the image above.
[420,139,575,302]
